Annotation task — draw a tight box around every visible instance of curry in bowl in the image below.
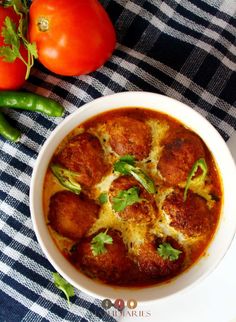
[43,108,222,286]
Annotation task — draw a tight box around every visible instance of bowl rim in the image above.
[30,91,236,303]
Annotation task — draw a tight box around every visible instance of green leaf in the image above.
[27,42,38,59]
[2,0,14,7]
[114,155,135,175]
[184,158,208,201]
[53,272,75,307]
[91,230,113,256]
[157,242,182,261]
[0,16,22,64]
[3,0,21,9]
[1,17,19,47]
[119,155,136,164]
[99,192,108,204]
[0,3,37,79]
[3,0,28,14]
[0,46,18,62]
[112,186,144,212]
[50,164,81,194]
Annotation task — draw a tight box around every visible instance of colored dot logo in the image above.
[102,298,137,311]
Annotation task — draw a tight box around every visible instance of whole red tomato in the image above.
[29,0,116,76]
[0,6,28,90]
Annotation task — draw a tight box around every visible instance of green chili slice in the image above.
[183,158,208,201]
[114,155,156,194]
[50,164,81,194]
[128,166,156,194]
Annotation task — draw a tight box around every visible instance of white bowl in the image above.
[30,91,236,303]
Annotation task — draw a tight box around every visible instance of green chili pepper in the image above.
[114,155,157,194]
[50,164,81,194]
[0,91,64,117]
[128,166,156,194]
[0,112,21,142]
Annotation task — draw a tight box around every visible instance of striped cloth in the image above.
[0,0,235,321]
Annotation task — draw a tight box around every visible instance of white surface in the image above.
[119,131,236,322]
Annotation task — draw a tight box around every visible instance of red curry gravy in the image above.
[43,108,222,286]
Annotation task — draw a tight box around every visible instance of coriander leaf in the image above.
[184,158,208,201]
[112,186,144,212]
[53,272,75,307]
[99,192,108,204]
[91,230,113,256]
[0,46,18,62]
[157,242,182,261]
[3,0,22,9]
[50,164,81,195]
[26,42,38,59]
[119,155,135,164]
[2,0,14,7]
[1,17,19,47]
[114,161,130,175]
[114,159,133,175]
[114,155,135,174]
[0,2,37,79]
[3,0,28,15]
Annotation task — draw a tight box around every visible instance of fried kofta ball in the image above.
[109,176,158,223]
[48,190,100,240]
[162,189,211,237]
[106,116,152,160]
[54,132,109,188]
[135,236,184,279]
[158,129,205,186]
[71,229,140,284]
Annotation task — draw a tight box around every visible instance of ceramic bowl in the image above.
[30,91,236,303]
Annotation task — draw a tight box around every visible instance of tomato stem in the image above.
[37,17,49,32]
[17,50,30,80]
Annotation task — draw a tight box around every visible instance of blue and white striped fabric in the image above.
[0,1,235,321]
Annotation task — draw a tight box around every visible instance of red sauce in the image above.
[43,108,222,287]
